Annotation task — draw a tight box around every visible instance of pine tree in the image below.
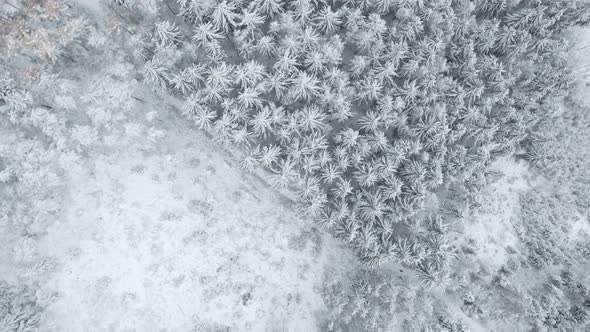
[374,0,396,14]
[338,128,360,149]
[260,144,281,167]
[287,138,309,163]
[297,175,322,199]
[0,282,43,331]
[314,7,341,33]
[368,131,388,152]
[199,83,225,104]
[170,71,194,95]
[249,106,273,138]
[303,50,326,75]
[358,111,383,133]
[143,58,170,90]
[475,0,509,19]
[237,87,264,109]
[273,50,299,74]
[192,22,224,49]
[289,71,320,102]
[231,125,252,146]
[359,189,387,222]
[354,163,379,188]
[270,157,298,188]
[303,188,328,217]
[251,0,284,18]
[398,79,420,102]
[297,104,327,132]
[193,107,218,130]
[212,1,239,33]
[183,63,207,86]
[240,146,260,172]
[357,78,383,104]
[177,0,216,24]
[290,0,314,23]
[206,63,234,91]
[400,159,426,186]
[256,35,277,57]
[154,21,181,47]
[299,26,321,52]
[330,96,354,123]
[239,9,265,34]
[266,72,289,99]
[333,178,353,201]
[321,162,341,184]
[235,60,267,88]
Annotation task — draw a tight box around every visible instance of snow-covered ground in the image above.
[3,4,590,331]
[0,3,356,330]
[462,158,537,272]
[33,87,354,331]
[72,0,103,12]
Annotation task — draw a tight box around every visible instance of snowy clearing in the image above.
[462,158,537,272]
[34,89,355,332]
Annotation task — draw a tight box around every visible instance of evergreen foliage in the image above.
[525,97,590,216]
[122,0,590,277]
[517,191,588,268]
[2,0,590,330]
[320,269,466,332]
[0,282,42,332]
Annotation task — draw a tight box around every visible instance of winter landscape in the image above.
[2,0,590,331]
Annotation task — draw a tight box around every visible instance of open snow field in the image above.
[35,93,355,331]
[0,3,357,330]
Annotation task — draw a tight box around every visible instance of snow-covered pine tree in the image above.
[212,0,239,33]
[154,21,182,47]
[143,58,170,90]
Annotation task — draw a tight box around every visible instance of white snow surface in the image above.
[462,158,537,272]
[72,0,104,12]
[570,26,590,107]
[36,94,353,332]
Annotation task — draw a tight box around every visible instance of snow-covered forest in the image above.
[2,0,590,331]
